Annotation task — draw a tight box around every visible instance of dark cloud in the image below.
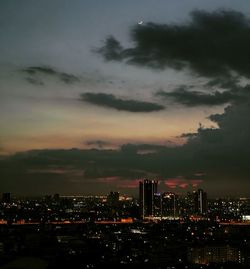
[156,86,241,106]
[181,102,250,171]
[96,36,123,62]
[97,10,250,77]
[120,143,168,154]
[80,92,165,112]
[23,66,80,84]
[0,143,182,194]
[59,73,80,84]
[25,77,44,86]
[0,148,153,195]
[24,66,57,76]
[86,140,111,149]
[205,76,240,89]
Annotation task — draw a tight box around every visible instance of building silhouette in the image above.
[139,179,158,218]
[153,192,162,217]
[194,189,208,214]
[107,191,119,207]
[2,193,11,203]
[162,192,177,218]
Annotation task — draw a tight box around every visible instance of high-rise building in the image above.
[162,192,177,218]
[185,191,196,215]
[153,193,162,217]
[107,191,120,207]
[2,192,11,203]
[194,189,208,214]
[139,179,158,218]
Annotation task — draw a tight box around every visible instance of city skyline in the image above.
[1,1,250,196]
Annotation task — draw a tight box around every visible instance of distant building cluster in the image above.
[139,179,208,219]
[188,245,242,265]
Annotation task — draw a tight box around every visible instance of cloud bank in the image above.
[23,66,80,85]
[80,92,165,112]
[1,96,250,196]
[97,10,250,78]
[156,86,241,106]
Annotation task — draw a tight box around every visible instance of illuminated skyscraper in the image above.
[162,192,177,218]
[194,189,208,214]
[153,193,162,217]
[139,179,158,218]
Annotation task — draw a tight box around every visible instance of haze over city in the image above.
[1,0,250,197]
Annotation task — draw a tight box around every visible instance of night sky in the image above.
[1,0,250,197]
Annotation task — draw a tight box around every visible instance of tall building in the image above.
[194,189,208,214]
[139,179,158,218]
[153,193,162,217]
[107,191,120,207]
[162,192,177,218]
[186,191,196,215]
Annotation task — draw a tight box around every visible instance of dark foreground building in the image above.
[139,179,158,219]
